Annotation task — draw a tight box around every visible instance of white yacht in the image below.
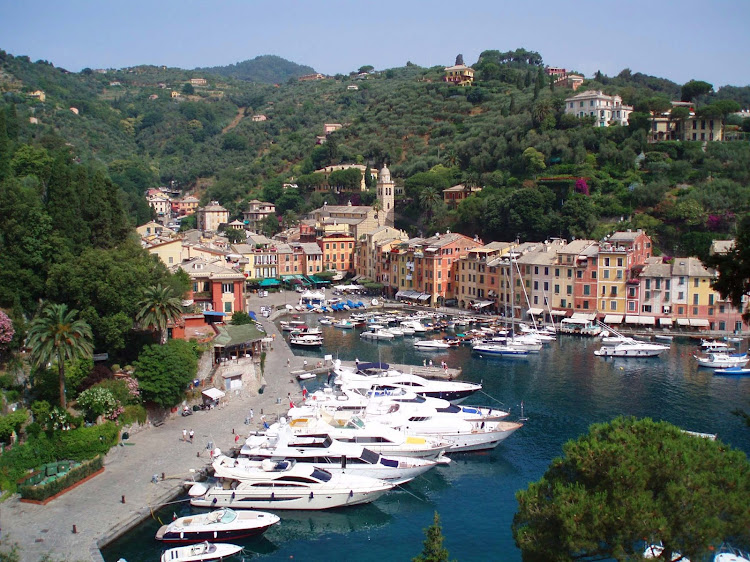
[289,334,324,348]
[189,457,394,510]
[283,411,451,460]
[361,328,395,340]
[694,352,749,369]
[237,424,439,484]
[414,339,451,350]
[594,340,670,358]
[334,360,481,404]
[400,320,426,333]
[155,508,279,543]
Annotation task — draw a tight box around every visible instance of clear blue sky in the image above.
[1,0,748,87]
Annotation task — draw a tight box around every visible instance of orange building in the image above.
[318,233,356,275]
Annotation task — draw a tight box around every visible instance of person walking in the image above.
[249,408,254,421]
[286,357,290,367]
[182,429,187,442]
[302,386,308,401]
[189,429,194,444]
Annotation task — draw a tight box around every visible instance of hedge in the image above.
[0,422,118,493]
[19,456,104,502]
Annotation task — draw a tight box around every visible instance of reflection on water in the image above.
[103,314,750,562]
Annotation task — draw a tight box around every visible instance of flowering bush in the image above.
[76,387,120,422]
[574,178,590,196]
[0,311,14,349]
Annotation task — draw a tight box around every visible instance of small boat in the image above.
[334,319,355,329]
[471,343,530,358]
[361,328,395,340]
[694,352,749,369]
[297,372,316,381]
[714,366,750,376]
[155,508,279,543]
[318,316,335,325]
[653,334,674,342]
[289,335,324,348]
[160,541,242,562]
[701,339,732,352]
[413,339,451,350]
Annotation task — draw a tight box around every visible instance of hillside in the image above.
[197,54,316,84]
[1,47,750,259]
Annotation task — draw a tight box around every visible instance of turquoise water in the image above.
[102,319,750,561]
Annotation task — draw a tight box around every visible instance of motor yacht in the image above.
[236,425,439,484]
[594,339,669,358]
[471,342,530,358]
[694,352,748,369]
[289,334,324,348]
[155,508,279,543]
[400,320,426,333]
[360,328,395,340]
[414,339,451,350]
[188,458,394,510]
[334,360,481,404]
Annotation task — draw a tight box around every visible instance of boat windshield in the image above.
[219,509,236,524]
[360,448,380,464]
[310,467,333,482]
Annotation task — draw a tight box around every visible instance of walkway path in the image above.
[0,315,303,562]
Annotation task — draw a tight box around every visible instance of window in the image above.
[576,270,583,279]
[583,301,589,309]
[611,301,617,310]
[611,286,618,296]
[566,285,572,295]
[693,294,699,305]
[629,301,636,311]
[678,292,684,300]
[554,284,560,294]
[224,302,232,313]
[603,270,610,279]
[645,279,651,289]
[629,288,636,298]
[709,294,714,305]
[693,307,698,316]
[222,283,233,294]
[616,270,623,279]
[693,279,699,288]
[645,290,650,300]
[591,271,597,279]
[617,258,623,267]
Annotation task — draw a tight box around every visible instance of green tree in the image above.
[512,417,750,562]
[133,339,198,408]
[681,79,713,102]
[182,83,195,95]
[704,214,750,321]
[26,303,93,409]
[135,284,183,344]
[260,213,280,237]
[231,311,253,325]
[224,227,245,244]
[522,147,546,176]
[413,511,452,562]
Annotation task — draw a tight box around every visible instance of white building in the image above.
[564,90,633,127]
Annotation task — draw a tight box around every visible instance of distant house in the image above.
[69,107,79,115]
[147,192,171,218]
[243,200,277,233]
[251,114,267,122]
[28,90,46,102]
[347,84,359,91]
[189,78,207,87]
[298,73,326,82]
[443,64,474,86]
[443,184,482,209]
[197,201,230,233]
[324,123,343,135]
[109,81,122,87]
[564,90,633,127]
[177,195,200,216]
[170,91,180,98]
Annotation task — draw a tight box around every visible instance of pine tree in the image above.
[413,512,452,562]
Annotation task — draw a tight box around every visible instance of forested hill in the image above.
[196,55,316,84]
[1,47,750,264]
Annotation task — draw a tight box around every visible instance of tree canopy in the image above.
[132,339,198,408]
[512,417,750,562]
[704,214,750,321]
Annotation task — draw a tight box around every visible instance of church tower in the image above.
[376,164,395,227]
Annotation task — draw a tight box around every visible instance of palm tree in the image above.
[420,187,443,228]
[26,303,93,409]
[135,284,183,344]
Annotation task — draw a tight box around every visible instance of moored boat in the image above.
[155,508,279,543]
[160,541,242,562]
[694,352,748,369]
[289,334,324,348]
[714,366,750,376]
[413,339,450,350]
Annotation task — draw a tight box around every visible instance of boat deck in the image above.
[290,361,461,380]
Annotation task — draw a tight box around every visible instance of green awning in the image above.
[259,278,281,287]
[214,324,265,348]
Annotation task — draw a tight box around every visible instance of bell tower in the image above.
[376,164,395,227]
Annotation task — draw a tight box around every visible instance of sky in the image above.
[1,0,749,88]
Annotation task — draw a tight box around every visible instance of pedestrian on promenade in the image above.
[182,429,187,442]
[423,359,426,367]
[249,408,254,421]
[189,429,194,443]
[287,357,290,367]
[429,359,433,367]
[235,434,240,445]
[302,386,308,401]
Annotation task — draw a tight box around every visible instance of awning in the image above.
[550,310,569,317]
[417,293,432,301]
[571,313,596,321]
[640,316,656,325]
[690,319,710,327]
[603,314,623,324]
[474,300,494,309]
[248,311,258,321]
[676,318,690,326]
[259,278,280,287]
[659,318,673,326]
[201,387,225,401]
[203,311,227,317]
[527,308,544,316]
[625,315,639,324]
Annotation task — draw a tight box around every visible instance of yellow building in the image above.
[443,64,474,86]
[147,238,183,267]
[196,201,229,233]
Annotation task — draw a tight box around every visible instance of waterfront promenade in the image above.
[0,311,302,562]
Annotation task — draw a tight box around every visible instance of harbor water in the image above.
[102,318,750,561]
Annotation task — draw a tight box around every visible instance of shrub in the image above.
[75,387,119,422]
[120,404,147,426]
[18,456,104,502]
